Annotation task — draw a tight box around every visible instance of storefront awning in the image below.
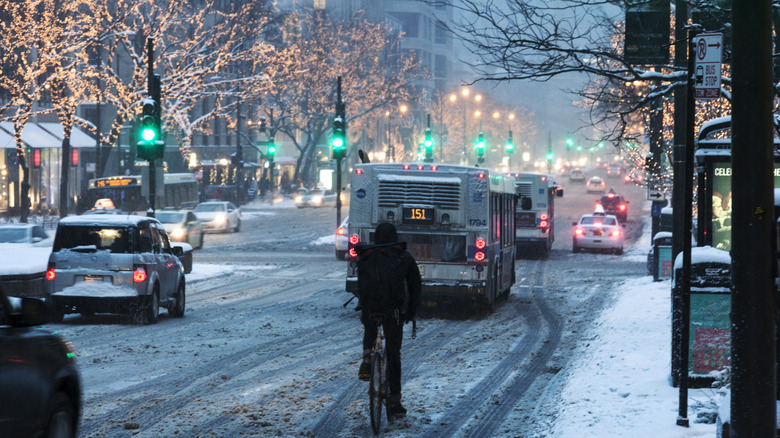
[0,122,97,149]
[38,122,96,148]
[0,127,15,149]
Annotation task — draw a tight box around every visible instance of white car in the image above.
[0,224,53,247]
[193,201,241,233]
[335,216,349,260]
[586,176,606,193]
[572,206,625,254]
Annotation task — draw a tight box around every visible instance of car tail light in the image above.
[475,238,486,249]
[45,263,55,281]
[349,234,360,245]
[355,169,363,175]
[417,165,424,170]
[619,204,627,211]
[133,265,147,283]
[477,172,485,179]
[337,227,346,236]
[610,230,621,237]
[403,165,410,170]
[574,228,584,236]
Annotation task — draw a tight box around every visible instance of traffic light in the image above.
[267,139,276,161]
[423,127,433,162]
[332,115,345,159]
[566,137,574,149]
[137,97,160,161]
[546,151,553,162]
[506,130,514,154]
[475,132,485,163]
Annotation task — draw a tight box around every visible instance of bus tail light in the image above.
[349,234,360,245]
[619,203,627,211]
[45,263,55,281]
[133,265,148,283]
[475,238,486,249]
[474,251,486,262]
[348,248,358,258]
[539,220,548,228]
[538,214,549,229]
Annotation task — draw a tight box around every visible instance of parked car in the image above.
[569,168,586,182]
[193,201,241,233]
[586,176,606,193]
[45,214,186,323]
[295,189,337,208]
[0,286,81,438]
[572,205,625,254]
[335,216,349,260]
[155,210,204,249]
[0,224,53,247]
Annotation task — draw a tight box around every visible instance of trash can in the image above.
[671,246,731,388]
[652,231,673,281]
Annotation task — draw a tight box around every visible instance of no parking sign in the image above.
[693,33,723,100]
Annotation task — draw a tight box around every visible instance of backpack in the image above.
[357,246,406,313]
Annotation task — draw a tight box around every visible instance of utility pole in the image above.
[332,77,346,228]
[235,102,243,205]
[731,0,776,434]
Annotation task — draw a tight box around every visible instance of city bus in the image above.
[345,163,516,314]
[512,172,561,259]
[86,173,199,213]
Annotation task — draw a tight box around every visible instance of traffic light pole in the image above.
[334,76,345,228]
[147,38,156,218]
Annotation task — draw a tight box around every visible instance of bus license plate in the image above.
[403,207,434,224]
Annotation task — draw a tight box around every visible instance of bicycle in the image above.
[367,313,390,435]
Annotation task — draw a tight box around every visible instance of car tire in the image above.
[143,290,159,325]
[45,392,76,438]
[170,282,185,318]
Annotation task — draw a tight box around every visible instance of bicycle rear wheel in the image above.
[369,352,384,434]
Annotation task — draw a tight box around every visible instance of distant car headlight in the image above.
[295,196,303,203]
[171,227,186,239]
[214,214,227,225]
[312,195,322,204]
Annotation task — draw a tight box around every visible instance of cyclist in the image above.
[355,222,421,419]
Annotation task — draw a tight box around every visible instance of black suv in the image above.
[597,192,629,222]
[0,287,81,437]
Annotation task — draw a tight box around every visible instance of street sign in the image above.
[648,189,666,202]
[693,33,722,100]
[651,203,662,217]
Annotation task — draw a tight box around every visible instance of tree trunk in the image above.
[59,125,72,218]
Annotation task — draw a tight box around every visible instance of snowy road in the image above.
[45,171,651,437]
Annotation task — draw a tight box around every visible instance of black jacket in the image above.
[355,242,422,319]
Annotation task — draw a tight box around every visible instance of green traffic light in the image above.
[424,139,432,148]
[332,137,344,148]
[141,127,156,142]
[546,152,553,161]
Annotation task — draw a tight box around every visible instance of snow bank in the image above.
[0,244,51,276]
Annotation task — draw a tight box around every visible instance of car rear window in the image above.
[53,225,133,253]
[0,228,27,243]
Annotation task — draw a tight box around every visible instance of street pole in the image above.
[235,101,243,205]
[670,0,688,390]
[147,38,156,218]
[731,0,776,434]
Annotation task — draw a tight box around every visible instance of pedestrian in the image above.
[355,222,421,419]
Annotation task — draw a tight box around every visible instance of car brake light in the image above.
[475,238,486,249]
[610,230,621,237]
[337,227,346,236]
[619,204,626,211]
[46,263,55,281]
[133,266,147,283]
[348,248,357,258]
[594,222,602,227]
[349,234,360,245]
[624,175,630,181]
[574,228,584,235]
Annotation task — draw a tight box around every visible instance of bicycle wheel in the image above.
[369,352,384,434]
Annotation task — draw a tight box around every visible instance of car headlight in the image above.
[215,214,227,225]
[295,196,302,203]
[313,195,322,204]
[171,227,186,239]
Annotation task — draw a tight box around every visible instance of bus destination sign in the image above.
[402,206,435,224]
[95,177,137,188]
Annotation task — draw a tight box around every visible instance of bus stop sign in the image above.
[694,33,722,100]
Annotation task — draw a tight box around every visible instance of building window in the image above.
[435,54,447,80]
[392,12,419,38]
[435,23,447,45]
[314,0,325,9]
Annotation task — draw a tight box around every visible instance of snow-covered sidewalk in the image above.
[552,275,718,437]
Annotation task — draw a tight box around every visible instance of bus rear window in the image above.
[371,233,466,263]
